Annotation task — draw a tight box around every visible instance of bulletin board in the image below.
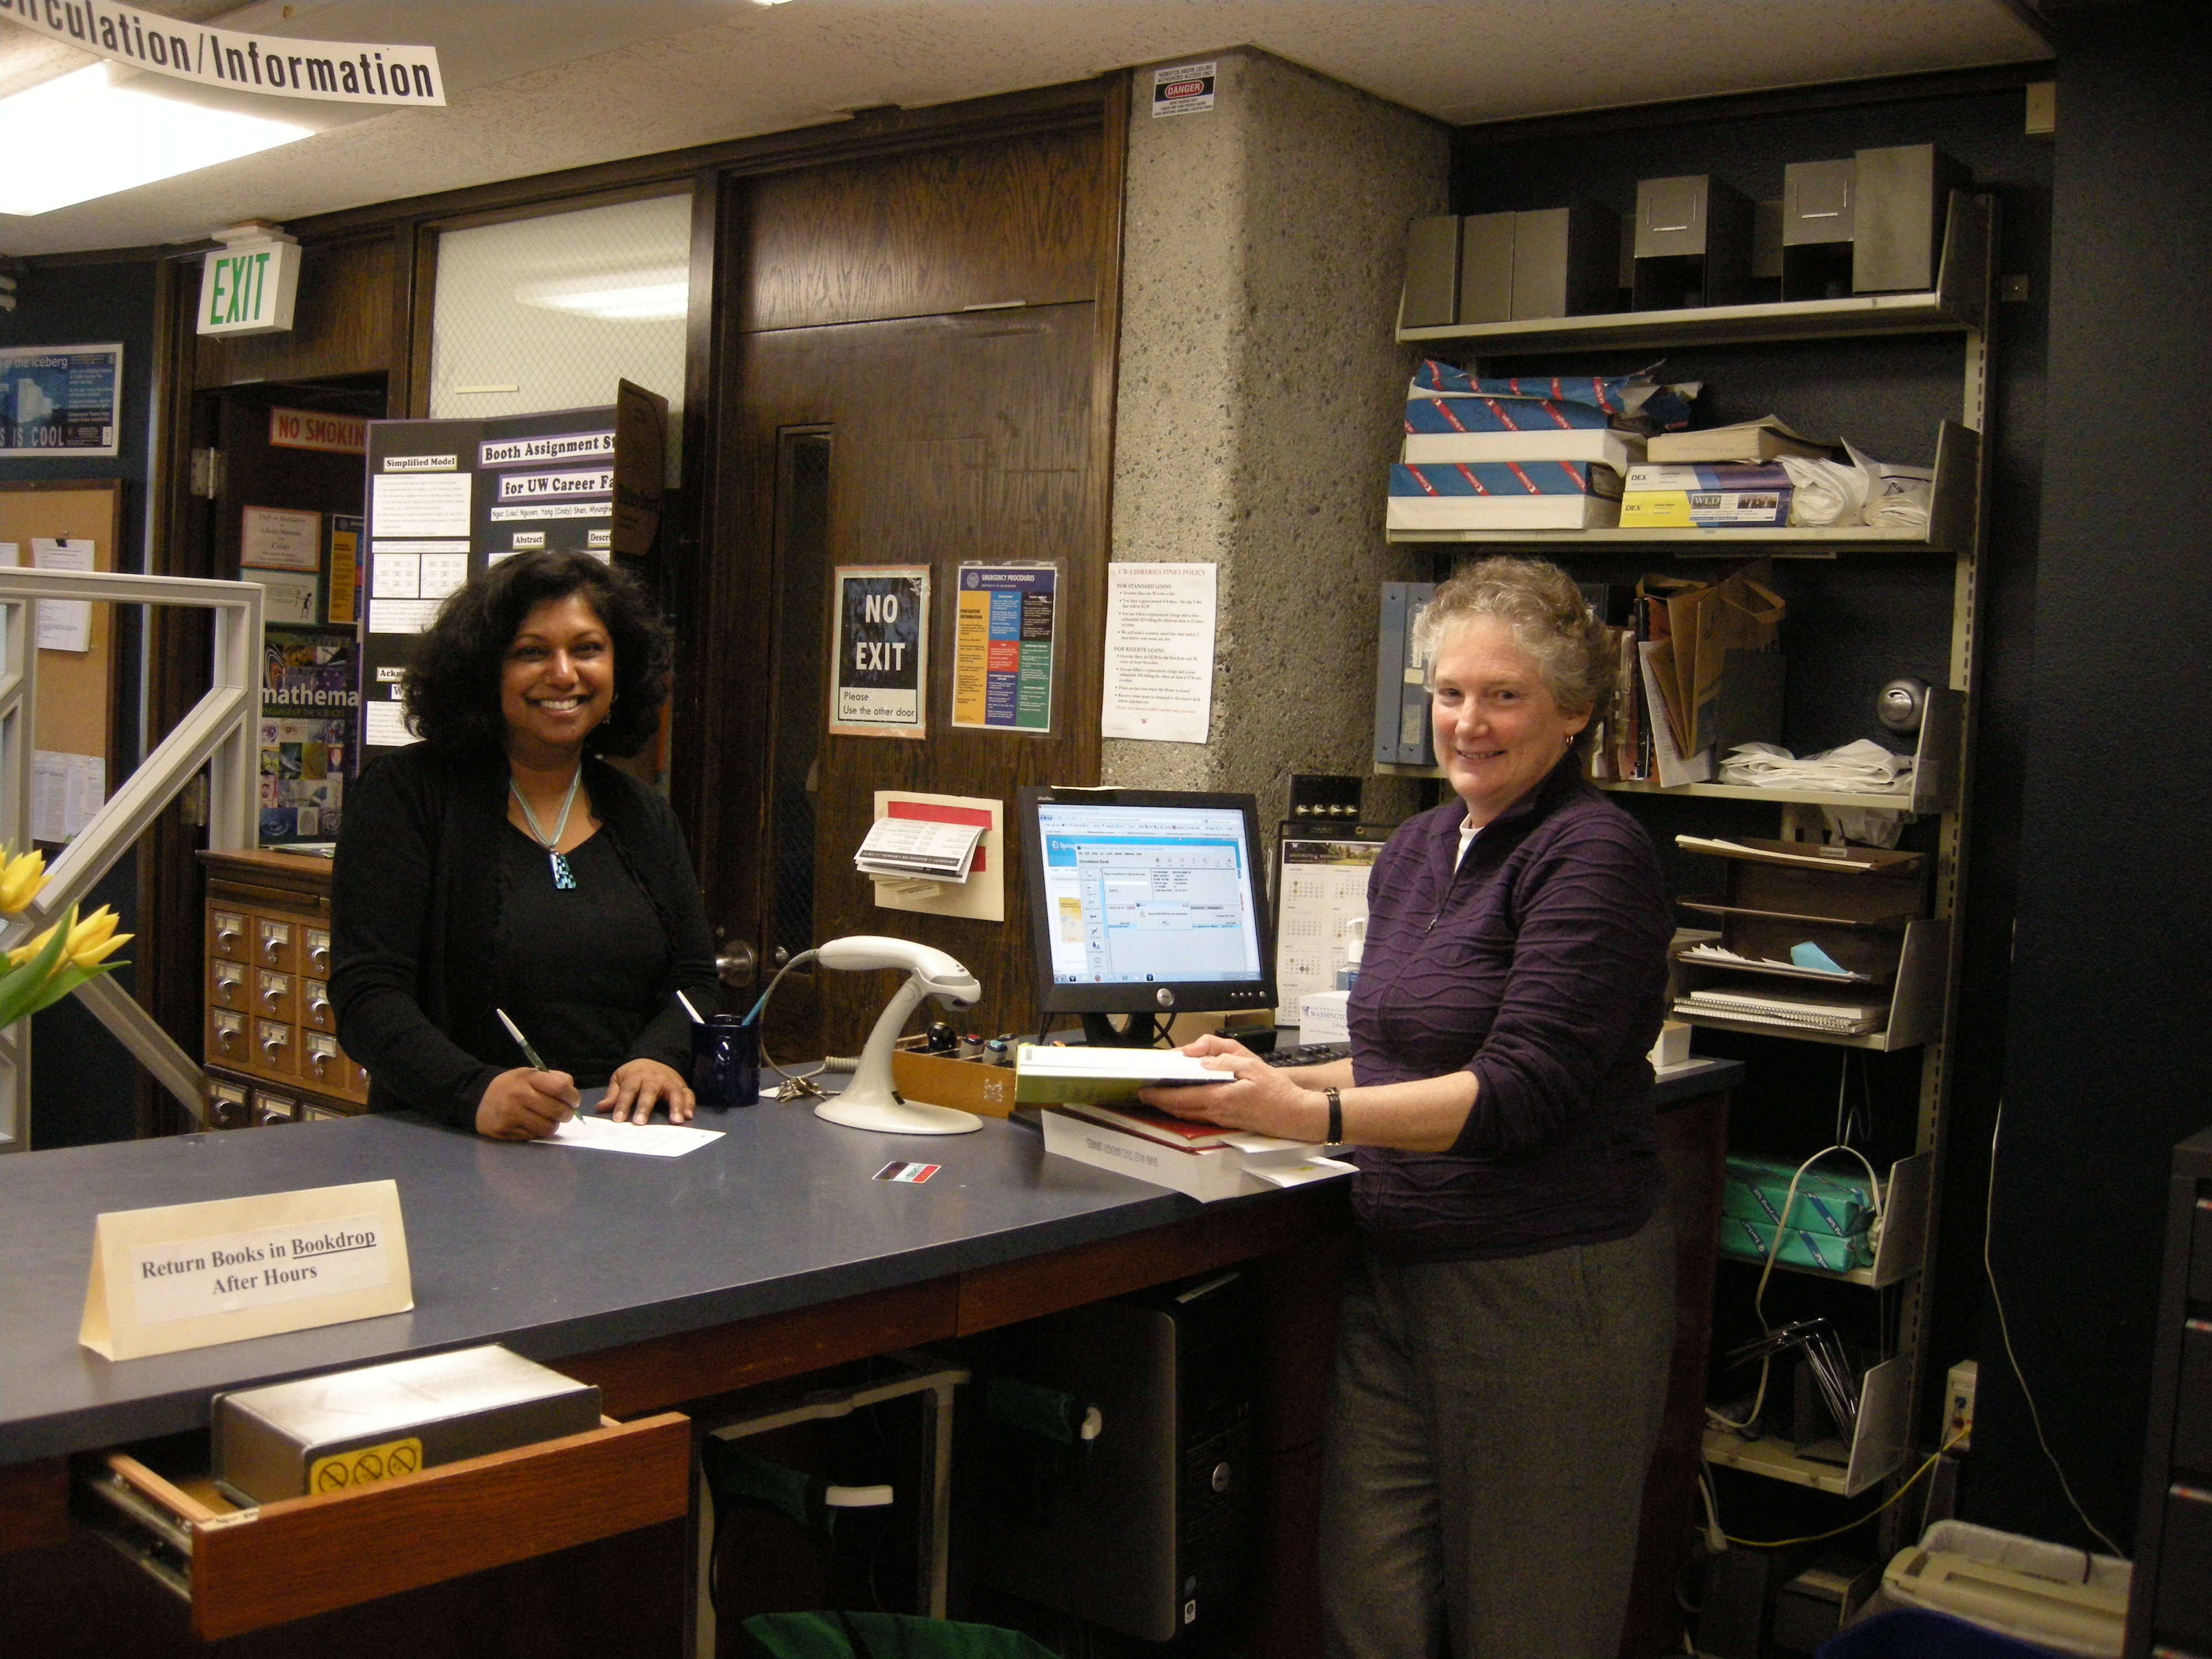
[0,481,123,843]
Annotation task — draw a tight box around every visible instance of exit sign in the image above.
[198,235,300,337]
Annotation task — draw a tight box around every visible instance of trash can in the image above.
[1817,1608,2068,1658]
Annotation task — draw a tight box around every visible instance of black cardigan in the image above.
[330,743,721,1125]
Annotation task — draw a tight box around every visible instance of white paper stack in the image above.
[854,817,983,884]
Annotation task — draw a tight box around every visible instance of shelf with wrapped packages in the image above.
[1714,1153,1934,1291]
[1386,421,1977,553]
[1396,191,1990,355]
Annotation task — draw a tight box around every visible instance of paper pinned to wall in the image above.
[370,472,472,539]
[30,537,95,652]
[32,750,105,842]
[1100,561,1217,744]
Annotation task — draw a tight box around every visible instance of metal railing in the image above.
[0,569,262,1151]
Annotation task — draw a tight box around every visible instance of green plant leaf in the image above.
[0,907,74,1029]
[17,958,127,1020]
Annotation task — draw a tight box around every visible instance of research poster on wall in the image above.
[356,387,664,763]
[831,566,930,739]
[1,343,122,457]
[951,562,1056,733]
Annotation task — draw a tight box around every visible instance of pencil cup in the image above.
[691,1016,759,1109]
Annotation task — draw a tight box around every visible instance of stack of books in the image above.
[1620,462,1792,528]
[1016,1046,1353,1202]
[1387,359,1657,532]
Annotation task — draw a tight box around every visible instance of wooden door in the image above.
[696,119,1120,1053]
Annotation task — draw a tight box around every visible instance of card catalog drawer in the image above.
[254,916,298,974]
[208,907,248,963]
[253,1019,297,1079]
[208,1009,248,1070]
[301,976,335,1032]
[254,969,296,1024]
[75,1411,688,1640]
[208,958,248,1013]
[303,926,332,978]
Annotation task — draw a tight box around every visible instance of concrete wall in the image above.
[1103,49,1446,822]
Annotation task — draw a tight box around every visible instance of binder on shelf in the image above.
[1400,215,1462,329]
[1373,585,1408,767]
[1396,581,1437,765]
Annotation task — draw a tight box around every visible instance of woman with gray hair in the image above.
[1141,555,1674,1657]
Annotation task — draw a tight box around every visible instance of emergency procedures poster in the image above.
[951,563,1056,734]
[831,566,928,739]
[1,343,122,457]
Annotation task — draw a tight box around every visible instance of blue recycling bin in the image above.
[1817,1608,2069,1659]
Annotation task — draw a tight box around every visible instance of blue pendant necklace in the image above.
[510,766,582,890]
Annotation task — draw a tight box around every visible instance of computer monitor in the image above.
[1018,786,1275,1046]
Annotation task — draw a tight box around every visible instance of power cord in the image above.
[1982,1104,2128,1557]
[1705,1143,1887,1434]
[1714,1427,1968,1550]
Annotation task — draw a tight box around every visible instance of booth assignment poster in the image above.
[1,343,122,457]
[831,566,929,738]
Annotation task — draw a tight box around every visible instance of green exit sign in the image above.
[198,236,300,337]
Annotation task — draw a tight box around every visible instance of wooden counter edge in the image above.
[189,1411,688,1640]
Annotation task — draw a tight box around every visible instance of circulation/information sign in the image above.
[952,564,1056,733]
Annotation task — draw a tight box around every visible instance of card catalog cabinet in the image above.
[199,850,368,1124]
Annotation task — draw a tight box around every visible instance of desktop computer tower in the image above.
[971,1270,1259,1643]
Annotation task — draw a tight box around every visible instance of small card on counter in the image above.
[874,1161,942,1185]
[80,1180,412,1362]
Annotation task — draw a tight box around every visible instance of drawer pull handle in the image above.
[261,1034,288,1058]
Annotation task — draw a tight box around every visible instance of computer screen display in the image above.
[1019,787,1275,1021]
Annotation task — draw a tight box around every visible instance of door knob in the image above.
[715,942,758,988]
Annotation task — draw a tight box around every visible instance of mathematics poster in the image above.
[831,565,929,739]
[1,343,122,457]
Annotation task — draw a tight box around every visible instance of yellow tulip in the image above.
[0,848,44,914]
[6,906,130,973]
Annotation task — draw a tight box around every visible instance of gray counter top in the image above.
[0,1101,1199,1465]
[0,1056,1738,1466]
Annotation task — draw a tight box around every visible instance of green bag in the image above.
[738,1611,1057,1659]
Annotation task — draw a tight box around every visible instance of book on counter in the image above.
[1039,1108,1353,1203]
[1013,1043,1231,1108]
[1646,416,1833,464]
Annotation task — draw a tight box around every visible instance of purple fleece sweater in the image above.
[1343,754,1672,1260]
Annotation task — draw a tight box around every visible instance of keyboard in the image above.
[1264,1041,1352,1069]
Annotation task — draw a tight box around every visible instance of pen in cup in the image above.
[495,1008,572,1119]
[676,990,705,1025]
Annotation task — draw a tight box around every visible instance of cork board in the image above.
[0,482,123,834]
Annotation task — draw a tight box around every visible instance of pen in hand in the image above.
[495,1008,573,1121]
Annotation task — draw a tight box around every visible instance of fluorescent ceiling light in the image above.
[0,65,312,217]
[515,268,690,322]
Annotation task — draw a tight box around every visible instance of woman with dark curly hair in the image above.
[331,551,720,1139]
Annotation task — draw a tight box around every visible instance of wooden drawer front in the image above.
[208,907,248,963]
[254,969,296,1024]
[252,1087,301,1126]
[303,925,332,978]
[301,976,335,1032]
[90,1412,690,1640]
[209,957,248,1013]
[209,1008,249,1071]
[254,916,298,974]
[206,1074,253,1130]
[302,1031,350,1092]
[254,1018,297,1079]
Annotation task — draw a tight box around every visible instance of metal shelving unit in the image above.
[1380,193,1997,1515]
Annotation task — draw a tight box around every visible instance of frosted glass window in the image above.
[429,194,691,470]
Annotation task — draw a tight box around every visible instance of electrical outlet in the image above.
[1946,1358,1977,1450]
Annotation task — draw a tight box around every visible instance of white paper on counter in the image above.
[30,538,95,651]
[1100,561,1216,744]
[529,1114,723,1157]
[371,472,471,539]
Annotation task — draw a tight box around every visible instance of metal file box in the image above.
[1631,174,1754,309]
[213,1344,601,1503]
[1455,211,1514,325]
[1851,144,1967,293]
[1399,214,1462,327]
[1510,202,1618,319]
[1782,158,1856,300]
